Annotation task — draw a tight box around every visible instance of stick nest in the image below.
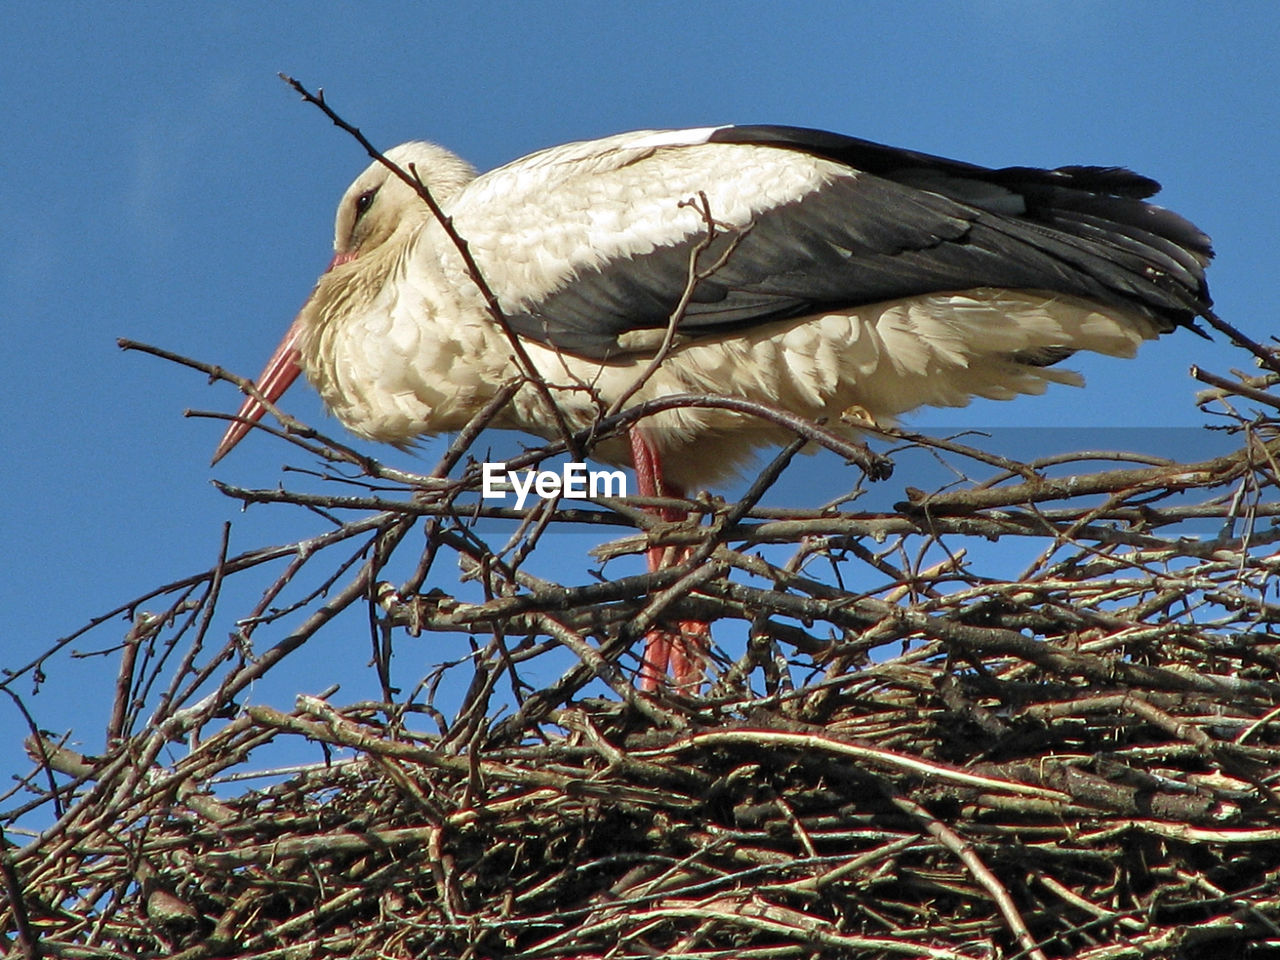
[5,336,1280,960]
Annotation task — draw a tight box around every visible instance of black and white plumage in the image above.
[213,124,1212,490]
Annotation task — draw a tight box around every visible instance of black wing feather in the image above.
[506,125,1212,359]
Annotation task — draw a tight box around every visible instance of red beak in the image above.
[210,320,304,465]
[210,251,356,465]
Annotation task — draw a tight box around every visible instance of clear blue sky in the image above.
[2,3,1276,782]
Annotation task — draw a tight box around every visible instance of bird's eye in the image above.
[354,188,378,219]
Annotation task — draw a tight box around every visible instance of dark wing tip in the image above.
[1015,165,1162,199]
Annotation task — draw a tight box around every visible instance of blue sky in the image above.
[2,3,1277,784]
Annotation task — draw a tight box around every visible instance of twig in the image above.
[604,192,754,419]
[888,790,1048,960]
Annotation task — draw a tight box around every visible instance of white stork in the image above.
[212,124,1213,688]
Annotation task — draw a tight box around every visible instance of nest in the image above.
[4,325,1280,959]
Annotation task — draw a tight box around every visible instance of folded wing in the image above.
[449,125,1212,359]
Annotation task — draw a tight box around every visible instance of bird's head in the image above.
[210,142,477,465]
[331,142,478,267]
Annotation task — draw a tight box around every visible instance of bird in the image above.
[212,124,1213,689]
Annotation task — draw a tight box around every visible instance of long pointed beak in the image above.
[210,321,304,465]
[211,250,357,466]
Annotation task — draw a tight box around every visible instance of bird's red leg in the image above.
[629,427,707,691]
[630,428,672,690]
